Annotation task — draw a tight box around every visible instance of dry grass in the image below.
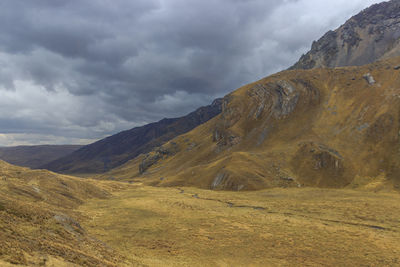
[0,160,131,266]
[79,184,400,266]
[1,157,399,266]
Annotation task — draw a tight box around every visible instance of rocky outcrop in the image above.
[248,79,319,120]
[291,142,350,188]
[290,0,400,69]
[363,73,376,85]
[139,142,179,174]
[212,96,242,149]
[213,79,320,151]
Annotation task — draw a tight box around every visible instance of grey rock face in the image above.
[211,173,227,189]
[139,142,179,174]
[363,73,376,85]
[290,0,400,70]
[273,80,300,118]
[139,154,161,174]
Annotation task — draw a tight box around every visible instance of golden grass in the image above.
[1,157,399,266]
[0,160,131,266]
[79,184,400,266]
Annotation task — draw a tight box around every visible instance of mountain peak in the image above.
[291,0,400,69]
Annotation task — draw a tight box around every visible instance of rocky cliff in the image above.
[291,0,400,69]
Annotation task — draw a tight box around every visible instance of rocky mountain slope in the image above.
[42,99,222,174]
[103,57,400,191]
[0,145,82,169]
[291,0,400,69]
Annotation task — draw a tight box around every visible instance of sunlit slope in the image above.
[0,160,129,266]
[103,57,400,191]
[79,185,400,266]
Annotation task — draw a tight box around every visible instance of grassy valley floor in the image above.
[79,184,400,266]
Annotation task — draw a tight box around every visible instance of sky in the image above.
[0,0,383,146]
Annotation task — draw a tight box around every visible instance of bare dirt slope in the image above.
[101,57,400,191]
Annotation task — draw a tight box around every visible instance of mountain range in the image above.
[0,145,82,169]
[42,99,222,174]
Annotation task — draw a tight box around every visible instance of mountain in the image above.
[102,57,400,191]
[0,160,127,266]
[291,0,400,69]
[0,145,82,169]
[43,99,222,174]
[98,1,400,191]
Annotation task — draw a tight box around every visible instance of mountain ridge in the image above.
[290,0,400,69]
[0,145,82,169]
[43,98,222,174]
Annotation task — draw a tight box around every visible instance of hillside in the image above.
[0,160,130,266]
[43,99,222,174]
[0,145,82,169]
[101,57,400,191]
[291,0,400,69]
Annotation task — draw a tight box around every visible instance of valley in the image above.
[1,1,400,266]
[3,157,399,266]
[80,184,400,266]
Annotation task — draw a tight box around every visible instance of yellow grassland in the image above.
[79,184,400,266]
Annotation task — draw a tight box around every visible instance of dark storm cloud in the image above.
[0,0,383,145]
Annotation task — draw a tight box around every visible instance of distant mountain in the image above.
[0,145,82,169]
[291,0,400,69]
[43,99,222,174]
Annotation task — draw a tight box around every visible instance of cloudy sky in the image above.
[0,0,383,146]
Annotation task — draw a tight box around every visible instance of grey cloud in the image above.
[0,0,383,145]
